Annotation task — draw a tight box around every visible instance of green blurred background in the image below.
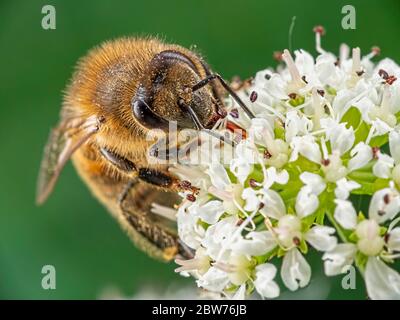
[0,0,399,299]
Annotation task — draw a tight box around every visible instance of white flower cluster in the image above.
[172,29,400,299]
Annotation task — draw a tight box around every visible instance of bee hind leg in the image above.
[118,178,139,212]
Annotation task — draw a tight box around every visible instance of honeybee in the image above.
[37,37,254,261]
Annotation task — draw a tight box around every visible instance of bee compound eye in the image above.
[132,98,169,130]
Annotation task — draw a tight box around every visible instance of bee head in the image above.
[132,50,223,131]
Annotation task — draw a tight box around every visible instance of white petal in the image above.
[372,119,393,137]
[281,248,311,291]
[236,140,259,163]
[202,217,238,260]
[389,130,400,164]
[388,227,400,252]
[321,118,355,155]
[177,203,205,249]
[289,135,322,164]
[295,186,319,218]
[305,226,337,251]
[365,257,400,300]
[322,243,357,276]
[207,163,231,190]
[231,284,246,300]
[249,118,274,146]
[369,188,400,224]
[196,267,230,292]
[334,199,358,230]
[259,189,286,219]
[241,188,260,212]
[254,263,280,299]
[264,167,289,189]
[231,231,277,256]
[264,74,288,100]
[348,142,373,171]
[230,159,251,185]
[285,111,313,143]
[197,200,225,224]
[300,172,326,195]
[372,153,395,179]
[334,178,360,200]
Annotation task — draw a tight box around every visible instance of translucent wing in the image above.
[36,115,102,205]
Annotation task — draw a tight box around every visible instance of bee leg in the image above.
[149,135,202,164]
[118,178,139,212]
[138,168,199,194]
[177,239,195,260]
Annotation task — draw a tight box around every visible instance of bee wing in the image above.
[36,115,102,205]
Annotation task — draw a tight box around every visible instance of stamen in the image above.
[321,136,329,160]
[339,43,350,67]
[151,203,177,221]
[213,262,236,273]
[366,123,376,145]
[282,49,305,90]
[388,216,400,232]
[351,47,362,75]
[365,46,381,60]
[312,87,324,128]
[175,257,207,273]
[313,25,326,54]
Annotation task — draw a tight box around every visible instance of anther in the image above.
[229,109,239,119]
[249,179,259,188]
[313,25,325,35]
[383,193,390,204]
[321,158,330,166]
[273,51,283,62]
[264,149,272,159]
[372,146,380,160]
[379,69,389,80]
[250,91,258,103]
[371,46,381,56]
[377,210,385,216]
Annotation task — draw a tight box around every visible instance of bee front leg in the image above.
[137,168,199,195]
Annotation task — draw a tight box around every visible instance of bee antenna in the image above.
[192,74,255,119]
